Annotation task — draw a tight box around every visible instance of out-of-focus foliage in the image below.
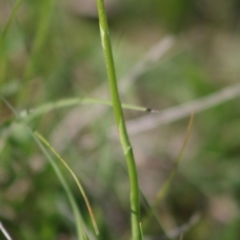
[1,0,240,239]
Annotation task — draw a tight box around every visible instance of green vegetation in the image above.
[1,0,240,240]
[97,1,142,239]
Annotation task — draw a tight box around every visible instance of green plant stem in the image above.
[19,97,155,120]
[96,1,142,239]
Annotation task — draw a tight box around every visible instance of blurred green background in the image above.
[1,0,240,239]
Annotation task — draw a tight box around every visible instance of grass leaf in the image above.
[35,131,99,235]
[0,95,94,240]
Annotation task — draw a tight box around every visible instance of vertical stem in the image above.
[96,1,142,239]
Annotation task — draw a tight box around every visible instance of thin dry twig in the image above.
[154,112,194,204]
[118,36,175,92]
[0,221,13,240]
[167,212,200,239]
[122,82,240,136]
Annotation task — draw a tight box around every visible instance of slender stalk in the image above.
[155,112,194,204]
[96,1,142,239]
[18,97,157,121]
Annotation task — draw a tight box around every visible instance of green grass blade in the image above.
[155,112,194,204]
[19,97,157,120]
[1,97,157,132]
[24,0,55,79]
[0,0,24,52]
[0,95,91,240]
[33,135,89,240]
[18,0,56,102]
[96,1,142,239]
[35,131,99,235]
[0,0,24,83]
